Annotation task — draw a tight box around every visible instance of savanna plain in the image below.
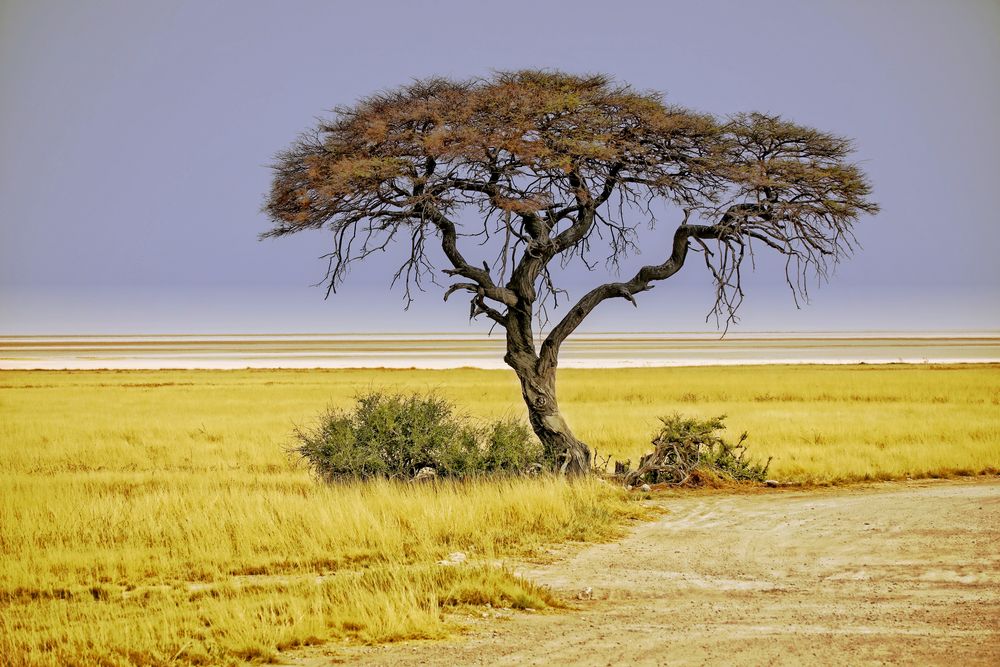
[1,363,998,665]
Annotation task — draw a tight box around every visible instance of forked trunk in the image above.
[514,367,591,476]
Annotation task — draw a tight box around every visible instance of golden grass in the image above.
[1,364,998,665]
[555,364,1000,482]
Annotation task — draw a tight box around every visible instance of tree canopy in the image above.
[263,70,878,474]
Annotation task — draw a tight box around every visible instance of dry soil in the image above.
[288,478,1000,666]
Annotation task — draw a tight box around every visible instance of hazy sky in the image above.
[2,0,998,334]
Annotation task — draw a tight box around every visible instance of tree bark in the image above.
[503,287,590,476]
[511,364,591,477]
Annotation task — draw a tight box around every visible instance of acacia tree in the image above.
[263,71,878,476]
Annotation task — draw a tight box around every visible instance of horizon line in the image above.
[2,328,999,340]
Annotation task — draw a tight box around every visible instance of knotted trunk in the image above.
[503,301,589,476]
[513,366,591,476]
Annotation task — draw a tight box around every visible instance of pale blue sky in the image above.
[1,0,998,334]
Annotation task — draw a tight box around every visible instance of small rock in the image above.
[437,551,467,566]
[765,479,780,488]
[640,483,651,492]
[411,467,437,483]
[578,586,593,600]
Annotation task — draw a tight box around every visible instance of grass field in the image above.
[1,364,998,665]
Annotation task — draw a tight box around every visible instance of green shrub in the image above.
[480,418,542,473]
[293,391,546,481]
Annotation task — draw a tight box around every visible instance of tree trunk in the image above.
[513,366,591,477]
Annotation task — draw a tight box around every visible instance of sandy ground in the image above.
[287,478,1000,666]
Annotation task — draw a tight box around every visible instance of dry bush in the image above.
[617,414,772,486]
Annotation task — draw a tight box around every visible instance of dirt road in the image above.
[299,478,1000,666]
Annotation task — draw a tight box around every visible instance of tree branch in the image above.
[538,213,725,371]
[414,203,518,307]
[443,282,508,326]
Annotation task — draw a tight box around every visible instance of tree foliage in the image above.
[265,70,876,336]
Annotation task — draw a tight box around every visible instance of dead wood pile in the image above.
[604,414,772,487]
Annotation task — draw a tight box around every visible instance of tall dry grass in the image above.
[1,363,998,664]
[1,474,629,665]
